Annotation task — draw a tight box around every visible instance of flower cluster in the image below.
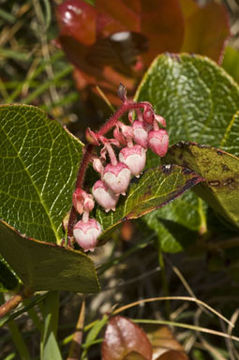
[71,85,169,252]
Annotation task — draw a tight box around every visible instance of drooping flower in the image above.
[73,218,102,252]
[148,129,169,157]
[119,145,146,177]
[102,162,131,195]
[132,120,148,148]
[92,180,119,212]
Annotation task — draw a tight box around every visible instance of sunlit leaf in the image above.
[166,142,239,229]
[0,104,83,244]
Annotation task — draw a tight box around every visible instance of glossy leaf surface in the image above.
[102,316,152,360]
[0,221,100,292]
[166,142,239,229]
[0,105,83,244]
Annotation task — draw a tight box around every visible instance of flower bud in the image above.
[148,129,169,157]
[73,218,102,252]
[119,145,146,177]
[72,188,95,214]
[113,126,127,146]
[93,157,104,175]
[102,162,131,195]
[92,180,119,212]
[132,120,148,148]
[143,108,154,124]
[155,114,166,128]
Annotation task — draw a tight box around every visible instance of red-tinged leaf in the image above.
[96,0,185,65]
[145,326,187,360]
[180,0,230,62]
[102,316,152,360]
[56,0,97,45]
[56,0,185,103]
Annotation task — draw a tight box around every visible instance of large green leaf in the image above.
[135,54,239,251]
[96,165,203,244]
[0,105,83,244]
[135,54,239,147]
[0,221,100,292]
[166,142,239,229]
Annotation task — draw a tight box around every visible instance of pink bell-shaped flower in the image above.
[73,218,102,252]
[132,120,148,148]
[148,129,169,157]
[102,162,131,195]
[72,188,95,214]
[92,180,119,212]
[119,145,146,178]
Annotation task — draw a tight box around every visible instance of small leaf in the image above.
[0,104,83,244]
[102,316,152,360]
[96,165,203,243]
[165,142,239,229]
[0,220,100,293]
[40,292,62,360]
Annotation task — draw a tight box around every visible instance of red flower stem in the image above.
[67,100,153,241]
[97,101,152,136]
[67,144,94,238]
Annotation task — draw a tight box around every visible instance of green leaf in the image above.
[96,165,203,243]
[165,142,239,229]
[0,221,100,293]
[40,292,62,360]
[145,192,204,253]
[135,54,239,147]
[135,54,239,251]
[220,111,239,157]
[222,46,239,83]
[0,104,83,244]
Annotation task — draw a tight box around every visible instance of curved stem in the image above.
[67,99,154,240]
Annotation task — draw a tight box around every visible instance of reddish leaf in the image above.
[102,316,152,360]
[56,0,184,103]
[145,326,188,360]
[56,0,97,45]
[96,0,185,65]
[56,0,230,103]
[180,0,230,62]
